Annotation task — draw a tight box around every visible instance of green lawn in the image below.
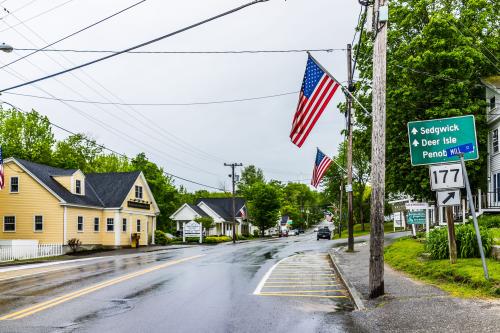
[333,222,395,239]
[385,237,500,298]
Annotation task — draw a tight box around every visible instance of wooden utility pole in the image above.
[347,43,355,252]
[369,0,388,299]
[224,162,243,244]
[446,207,457,264]
[338,180,344,238]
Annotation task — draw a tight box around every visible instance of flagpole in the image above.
[307,52,368,114]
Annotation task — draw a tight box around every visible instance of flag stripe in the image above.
[311,148,333,188]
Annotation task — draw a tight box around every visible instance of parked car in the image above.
[290,229,299,236]
[280,229,289,237]
[298,228,305,234]
[317,227,331,240]
[313,227,319,232]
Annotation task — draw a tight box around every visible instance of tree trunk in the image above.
[446,206,457,264]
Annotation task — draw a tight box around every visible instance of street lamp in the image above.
[0,43,13,53]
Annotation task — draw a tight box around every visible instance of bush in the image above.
[67,238,82,253]
[155,230,169,245]
[253,230,259,237]
[203,236,232,244]
[478,215,500,229]
[426,225,493,259]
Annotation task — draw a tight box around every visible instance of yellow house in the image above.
[0,158,160,247]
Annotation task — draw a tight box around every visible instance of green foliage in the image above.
[478,215,500,229]
[195,216,214,234]
[247,182,281,236]
[154,230,170,245]
[203,236,232,244]
[237,165,265,198]
[426,225,493,259]
[385,237,500,298]
[354,0,499,198]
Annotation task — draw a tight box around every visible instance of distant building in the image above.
[170,197,250,236]
[0,158,160,247]
[483,76,500,211]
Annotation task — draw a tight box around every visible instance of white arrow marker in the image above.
[411,128,418,135]
[413,139,419,147]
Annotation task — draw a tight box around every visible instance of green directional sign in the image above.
[407,115,478,166]
[407,210,426,225]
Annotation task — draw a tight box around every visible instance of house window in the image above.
[94,217,100,232]
[122,218,127,232]
[3,216,15,232]
[136,219,141,232]
[75,180,81,194]
[10,177,19,193]
[491,96,496,111]
[135,185,143,199]
[34,215,43,232]
[107,218,114,232]
[77,216,84,232]
[493,129,499,153]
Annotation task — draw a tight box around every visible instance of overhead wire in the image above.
[0,100,225,191]
[0,0,271,92]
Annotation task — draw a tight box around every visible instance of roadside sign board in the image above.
[184,221,201,236]
[429,163,464,191]
[393,212,403,227]
[407,115,478,166]
[407,210,426,225]
[405,202,428,211]
[436,189,461,207]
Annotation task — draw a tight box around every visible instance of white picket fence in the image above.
[0,244,64,262]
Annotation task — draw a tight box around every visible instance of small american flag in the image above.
[238,206,246,219]
[311,148,332,188]
[0,146,4,190]
[290,55,340,147]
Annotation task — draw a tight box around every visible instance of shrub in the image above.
[155,230,169,245]
[253,230,259,237]
[67,238,82,253]
[425,225,493,259]
[203,236,232,244]
[478,215,500,229]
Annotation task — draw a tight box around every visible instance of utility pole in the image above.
[346,43,354,252]
[338,180,343,238]
[369,0,388,299]
[225,162,243,244]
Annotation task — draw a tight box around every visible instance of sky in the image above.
[0,0,362,191]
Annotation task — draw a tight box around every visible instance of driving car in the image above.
[290,229,299,236]
[317,227,331,240]
[313,227,319,232]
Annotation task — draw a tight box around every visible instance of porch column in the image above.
[478,189,482,214]
[114,211,121,246]
[462,199,466,224]
[152,216,156,244]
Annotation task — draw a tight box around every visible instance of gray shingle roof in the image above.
[16,158,140,208]
[188,204,209,217]
[196,197,246,220]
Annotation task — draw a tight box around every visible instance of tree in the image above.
[195,216,214,236]
[53,134,103,173]
[247,182,281,237]
[0,108,54,164]
[237,165,265,197]
[353,0,499,199]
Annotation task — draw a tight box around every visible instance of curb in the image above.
[328,250,366,311]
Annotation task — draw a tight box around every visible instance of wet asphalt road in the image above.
[0,232,356,333]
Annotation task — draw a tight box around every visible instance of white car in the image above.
[313,227,319,232]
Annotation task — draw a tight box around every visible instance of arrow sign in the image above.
[437,189,460,207]
[413,139,419,147]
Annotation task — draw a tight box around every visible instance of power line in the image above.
[0,100,225,191]
[0,0,147,69]
[0,0,271,92]
[0,0,76,34]
[12,48,342,54]
[2,90,298,106]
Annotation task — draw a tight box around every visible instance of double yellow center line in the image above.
[0,254,204,320]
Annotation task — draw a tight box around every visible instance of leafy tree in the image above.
[195,216,214,236]
[353,0,499,199]
[0,108,54,164]
[53,134,103,173]
[237,165,265,197]
[247,182,281,236]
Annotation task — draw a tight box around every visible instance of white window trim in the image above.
[122,218,127,233]
[135,185,143,199]
[3,216,16,232]
[94,217,100,233]
[75,179,82,195]
[33,215,43,233]
[106,218,115,232]
[77,216,84,233]
[493,128,499,155]
[9,176,19,194]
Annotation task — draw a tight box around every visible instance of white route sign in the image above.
[430,163,464,191]
[436,189,461,207]
[405,202,428,211]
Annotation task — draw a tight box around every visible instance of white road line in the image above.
[0,257,107,274]
[253,256,291,295]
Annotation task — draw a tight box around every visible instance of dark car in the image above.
[317,227,331,240]
[298,228,305,234]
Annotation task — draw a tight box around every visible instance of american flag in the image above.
[290,55,340,147]
[0,146,4,190]
[311,148,332,188]
[238,206,246,219]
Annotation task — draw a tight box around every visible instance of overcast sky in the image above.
[0,0,361,191]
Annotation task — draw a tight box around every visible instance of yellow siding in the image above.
[0,162,64,244]
[120,176,157,215]
[72,170,85,196]
[66,207,102,245]
[52,176,71,193]
[101,212,117,246]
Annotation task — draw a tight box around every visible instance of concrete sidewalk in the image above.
[331,237,500,333]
